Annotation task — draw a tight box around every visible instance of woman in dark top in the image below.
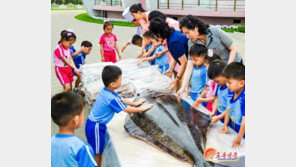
[149,17,189,91]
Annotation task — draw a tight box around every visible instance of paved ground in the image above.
[51,10,245,140]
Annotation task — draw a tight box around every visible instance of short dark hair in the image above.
[131,34,142,45]
[189,44,222,63]
[208,60,227,80]
[148,10,167,21]
[103,21,113,30]
[179,15,209,35]
[130,3,146,13]
[59,31,76,44]
[189,43,208,57]
[81,40,92,47]
[51,92,84,127]
[102,65,122,87]
[143,31,154,38]
[149,17,174,40]
[222,62,245,80]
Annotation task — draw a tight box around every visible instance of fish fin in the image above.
[155,101,180,127]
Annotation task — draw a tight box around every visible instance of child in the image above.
[137,36,169,74]
[190,49,223,111]
[99,21,121,63]
[207,60,233,122]
[60,30,78,57]
[131,34,143,47]
[219,62,245,148]
[141,31,156,65]
[72,41,93,92]
[186,44,208,107]
[51,92,97,167]
[53,31,81,92]
[121,19,143,53]
[85,65,153,166]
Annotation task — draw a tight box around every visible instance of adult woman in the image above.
[177,15,243,97]
[180,15,242,64]
[148,10,181,73]
[149,17,189,91]
[128,3,151,58]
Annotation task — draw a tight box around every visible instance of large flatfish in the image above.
[124,91,222,167]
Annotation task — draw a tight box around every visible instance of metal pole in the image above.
[234,0,237,11]
[198,0,200,6]
[215,0,218,11]
[157,0,159,9]
[111,0,112,6]
[182,0,184,10]
[167,0,169,9]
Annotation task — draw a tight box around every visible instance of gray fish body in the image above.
[124,92,215,167]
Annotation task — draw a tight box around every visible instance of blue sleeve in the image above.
[214,85,219,96]
[201,69,207,87]
[226,90,234,107]
[169,41,187,59]
[205,70,209,86]
[109,97,127,113]
[77,145,98,167]
[241,97,245,117]
[70,46,76,54]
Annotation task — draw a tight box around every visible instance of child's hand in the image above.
[201,90,207,98]
[191,99,201,108]
[211,115,220,123]
[137,53,142,58]
[121,45,127,53]
[177,87,185,98]
[134,99,146,107]
[74,69,81,76]
[141,104,153,112]
[218,126,230,134]
[101,56,105,62]
[118,54,122,60]
[164,69,173,77]
[210,112,216,118]
[169,78,179,92]
[137,60,142,66]
[143,52,149,57]
[232,136,242,149]
[155,52,163,58]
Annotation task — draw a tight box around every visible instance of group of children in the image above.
[52,65,153,166]
[177,43,245,149]
[53,30,92,93]
[52,20,245,167]
[53,21,124,93]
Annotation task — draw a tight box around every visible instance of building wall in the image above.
[176,15,245,25]
[106,11,126,19]
[105,11,245,26]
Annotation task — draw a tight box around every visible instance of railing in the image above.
[157,0,244,11]
[95,0,122,6]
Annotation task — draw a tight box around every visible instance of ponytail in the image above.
[130,3,146,13]
[58,31,76,44]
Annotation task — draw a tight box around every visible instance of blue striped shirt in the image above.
[215,85,234,113]
[227,87,245,125]
[189,65,207,94]
[51,134,97,167]
[88,87,127,124]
